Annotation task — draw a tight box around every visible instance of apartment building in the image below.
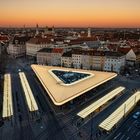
[26,37,52,57]
[37,48,63,66]
[125,49,140,66]
[92,51,105,70]
[72,50,83,69]
[104,52,126,73]
[7,36,30,58]
[61,51,72,67]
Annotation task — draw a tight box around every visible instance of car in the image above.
[18,69,21,72]
[125,73,129,77]
[133,112,140,119]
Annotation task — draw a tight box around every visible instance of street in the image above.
[0,56,140,140]
[1,57,66,140]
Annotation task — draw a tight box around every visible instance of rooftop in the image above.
[12,35,30,44]
[38,48,63,53]
[27,37,52,44]
[0,35,9,41]
[31,65,117,106]
[105,51,125,57]
[62,51,72,57]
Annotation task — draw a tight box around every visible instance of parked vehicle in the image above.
[133,112,140,119]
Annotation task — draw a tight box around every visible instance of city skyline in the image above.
[0,0,140,28]
[0,4,140,139]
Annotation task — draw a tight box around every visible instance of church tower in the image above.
[36,24,39,35]
[88,27,91,37]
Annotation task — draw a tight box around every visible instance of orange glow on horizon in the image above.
[0,0,140,28]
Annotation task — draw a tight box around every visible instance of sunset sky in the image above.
[0,0,140,27]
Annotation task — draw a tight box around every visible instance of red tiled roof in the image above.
[126,40,140,47]
[72,49,104,56]
[27,37,52,44]
[109,39,120,42]
[54,38,64,42]
[68,37,97,45]
[0,35,9,41]
[107,44,118,51]
[118,47,131,54]
[52,48,63,53]
[132,47,140,53]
